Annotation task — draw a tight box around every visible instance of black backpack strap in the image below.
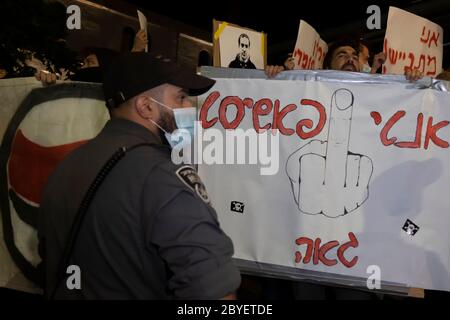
[50,143,156,299]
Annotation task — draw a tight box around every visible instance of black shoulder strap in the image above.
[50,143,155,299]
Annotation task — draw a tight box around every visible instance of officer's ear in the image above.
[134,94,158,120]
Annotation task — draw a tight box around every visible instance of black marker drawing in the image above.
[403,219,420,236]
[286,88,373,218]
[228,33,256,69]
[230,201,245,213]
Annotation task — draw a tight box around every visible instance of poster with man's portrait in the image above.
[213,20,266,69]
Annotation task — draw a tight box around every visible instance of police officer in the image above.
[38,52,241,299]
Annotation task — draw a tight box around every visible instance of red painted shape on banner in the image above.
[199,92,327,140]
[200,91,220,129]
[296,99,327,140]
[294,233,358,268]
[377,111,449,149]
[370,112,382,125]
[253,98,273,132]
[379,111,405,146]
[272,101,297,135]
[424,117,450,149]
[337,232,359,268]
[394,113,423,148]
[219,96,246,129]
[8,130,87,204]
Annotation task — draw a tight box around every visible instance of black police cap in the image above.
[102,52,215,108]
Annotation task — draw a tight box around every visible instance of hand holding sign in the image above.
[132,29,148,52]
[136,10,148,52]
[371,52,386,73]
[286,89,373,218]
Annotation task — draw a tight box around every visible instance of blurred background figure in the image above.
[359,41,386,74]
[0,0,78,78]
[71,47,120,82]
[323,38,361,72]
[0,45,14,79]
[283,53,295,70]
[35,46,119,84]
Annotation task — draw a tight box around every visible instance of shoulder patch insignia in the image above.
[175,166,210,204]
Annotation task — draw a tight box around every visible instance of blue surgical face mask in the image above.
[149,97,197,148]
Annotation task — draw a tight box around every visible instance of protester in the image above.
[265,37,424,82]
[359,41,386,74]
[35,47,119,84]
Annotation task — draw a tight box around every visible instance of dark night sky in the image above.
[124,0,449,46]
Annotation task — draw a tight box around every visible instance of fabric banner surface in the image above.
[0,78,108,293]
[197,69,450,292]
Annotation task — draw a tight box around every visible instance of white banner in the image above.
[383,6,443,77]
[0,78,108,293]
[292,20,328,70]
[197,72,450,292]
[2,74,450,293]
